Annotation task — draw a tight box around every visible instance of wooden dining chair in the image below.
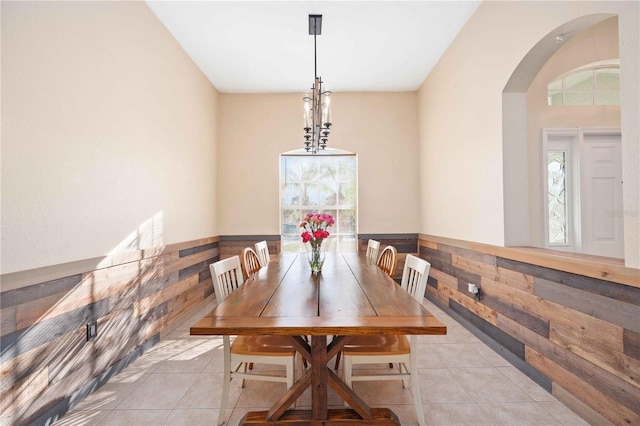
[254,240,271,267]
[341,254,431,426]
[365,239,380,261]
[241,247,262,278]
[209,256,297,426]
[376,245,398,278]
[211,256,245,301]
[240,247,265,371]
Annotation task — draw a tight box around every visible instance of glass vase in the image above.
[306,239,325,274]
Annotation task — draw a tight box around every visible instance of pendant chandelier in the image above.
[303,14,332,154]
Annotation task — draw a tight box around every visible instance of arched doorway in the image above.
[502,14,625,259]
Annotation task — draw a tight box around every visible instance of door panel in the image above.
[581,132,624,258]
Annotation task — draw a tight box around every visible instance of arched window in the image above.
[547,63,620,106]
[280,149,357,253]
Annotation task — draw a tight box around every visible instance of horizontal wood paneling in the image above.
[534,277,640,333]
[624,329,640,360]
[421,234,639,288]
[358,234,418,281]
[499,257,640,304]
[527,347,639,426]
[1,274,83,309]
[358,234,418,253]
[0,237,219,425]
[450,300,524,358]
[482,292,550,338]
[1,299,111,362]
[219,235,280,260]
[420,235,640,425]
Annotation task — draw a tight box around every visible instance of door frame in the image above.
[541,126,623,257]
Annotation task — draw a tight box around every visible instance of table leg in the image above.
[311,335,328,420]
[242,335,399,425]
[327,369,372,419]
[266,370,311,420]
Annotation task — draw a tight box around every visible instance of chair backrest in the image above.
[365,239,380,261]
[241,247,262,278]
[376,245,398,278]
[400,254,431,302]
[210,256,245,302]
[254,240,271,267]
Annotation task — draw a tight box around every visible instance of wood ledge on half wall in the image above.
[419,234,639,289]
[2,234,637,292]
[0,236,221,292]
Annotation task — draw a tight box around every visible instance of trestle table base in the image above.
[243,335,401,425]
[240,408,401,425]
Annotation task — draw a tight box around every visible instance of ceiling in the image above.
[145,1,481,93]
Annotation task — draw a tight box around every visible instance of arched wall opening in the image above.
[502,14,630,261]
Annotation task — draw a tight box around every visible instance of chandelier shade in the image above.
[303,14,332,154]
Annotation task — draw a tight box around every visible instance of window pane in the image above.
[319,181,339,205]
[550,67,619,107]
[338,156,356,179]
[563,91,593,105]
[595,91,620,105]
[595,68,620,90]
[338,182,356,206]
[547,79,562,91]
[301,183,319,206]
[317,158,336,180]
[282,210,300,236]
[282,183,301,207]
[281,235,301,253]
[300,158,317,181]
[564,70,593,91]
[282,157,303,182]
[548,90,562,106]
[338,209,356,234]
[548,152,567,245]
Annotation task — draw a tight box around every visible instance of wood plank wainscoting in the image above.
[219,234,418,281]
[219,235,280,260]
[0,237,220,425]
[358,234,419,281]
[418,234,640,426]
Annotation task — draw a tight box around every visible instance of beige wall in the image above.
[417,1,639,267]
[1,1,219,274]
[4,1,638,273]
[217,91,419,235]
[527,17,620,247]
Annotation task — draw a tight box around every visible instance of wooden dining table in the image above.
[190,251,447,425]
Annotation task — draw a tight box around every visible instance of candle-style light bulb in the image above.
[323,92,332,126]
[303,94,311,129]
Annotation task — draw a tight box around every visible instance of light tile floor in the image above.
[56,299,590,426]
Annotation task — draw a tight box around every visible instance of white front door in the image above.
[580,129,624,258]
[541,127,624,259]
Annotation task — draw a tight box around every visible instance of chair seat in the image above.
[343,335,410,356]
[211,255,298,425]
[232,335,297,356]
[341,255,431,426]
